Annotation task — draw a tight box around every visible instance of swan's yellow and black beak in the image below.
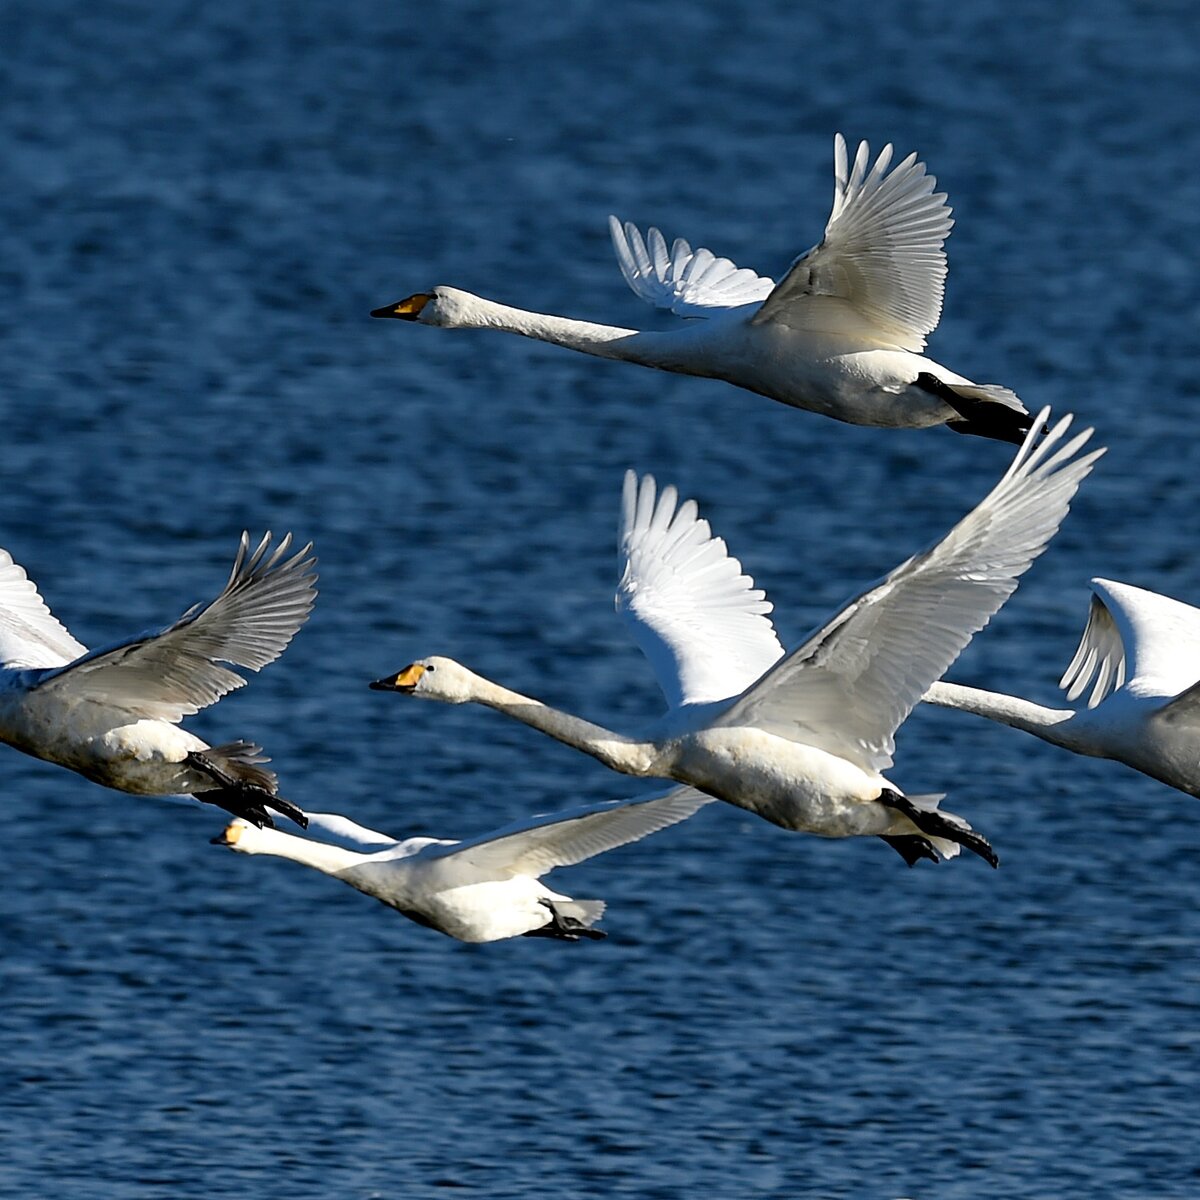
[369,663,426,694]
[210,821,244,847]
[370,293,433,320]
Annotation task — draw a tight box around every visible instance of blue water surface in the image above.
[1,2,1198,1197]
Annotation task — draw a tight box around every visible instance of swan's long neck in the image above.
[444,292,696,370]
[238,828,364,876]
[465,675,658,776]
[923,681,1092,752]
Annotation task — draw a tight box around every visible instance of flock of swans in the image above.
[4,134,1195,943]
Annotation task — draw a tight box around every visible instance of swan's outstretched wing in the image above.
[428,786,712,878]
[617,471,784,709]
[609,217,775,318]
[1058,587,1127,708]
[752,134,953,352]
[717,411,1103,772]
[32,533,317,721]
[1063,579,1200,706]
[0,547,89,670]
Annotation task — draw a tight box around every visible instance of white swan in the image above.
[372,410,1102,865]
[924,579,1200,798]
[212,787,712,942]
[372,134,1029,443]
[0,532,317,827]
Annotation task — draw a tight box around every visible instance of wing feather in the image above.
[617,471,785,708]
[752,134,953,350]
[0,547,89,669]
[430,786,712,878]
[1062,579,1200,704]
[609,217,775,318]
[717,410,1104,771]
[1059,591,1126,708]
[33,532,317,721]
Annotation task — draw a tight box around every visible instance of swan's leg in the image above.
[197,785,307,830]
[879,788,999,868]
[185,749,308,830]
[913,372,1032,445]
[193,786,277,829]
[878,834,939,866]
[521,900,607,941]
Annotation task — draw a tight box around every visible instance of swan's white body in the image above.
[374,135,1028,441]
[0,533,317,824]
[374,411,1103,862]
[213,788,711,943]
[924,580,1200,798]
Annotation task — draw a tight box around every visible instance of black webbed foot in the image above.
[879,834,939,866]
[879,788,999,868]
[186,750,308,829]
[913,372,1032,446]
[522,900,607,941]
[194,787,275,829]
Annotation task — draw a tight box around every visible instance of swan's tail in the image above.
[913,373,1031,445]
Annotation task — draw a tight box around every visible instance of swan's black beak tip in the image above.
[371,293,432,321]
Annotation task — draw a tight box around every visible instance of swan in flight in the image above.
[212,787,712,942]
[372,134,1029,443]
[924,580,1200,798]
[372,410,1102,865]
[0,532,317,827]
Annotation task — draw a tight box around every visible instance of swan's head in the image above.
[369,656,475,704]
[370,287,475,329]
[211,818,269,854]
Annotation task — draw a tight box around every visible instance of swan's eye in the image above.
[425,663,436,672]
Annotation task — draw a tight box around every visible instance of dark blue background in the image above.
[1,2,1197,1196]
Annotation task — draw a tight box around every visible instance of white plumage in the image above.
[373,410,1103,865]
[373,134,1028,442]
[213,787,712,943]
[0,532,316,827]
[925,579,1200,798]
[616,471,784,709]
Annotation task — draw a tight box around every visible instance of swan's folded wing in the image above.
[31,532,317,721]
[617,471,785,709]
[751,134,952,352]
[0,547,89,670]
[1155,677,1200,725]
[609,217,775,318]
[716,411,1103,772]
[430,786,712,878]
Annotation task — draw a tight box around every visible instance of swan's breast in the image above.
[674,727,887,834]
